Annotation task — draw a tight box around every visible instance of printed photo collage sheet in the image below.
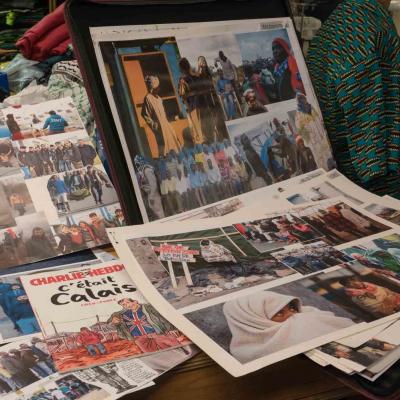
[0,96,123,273]
[91,17,334,224]
[109,191,400,378]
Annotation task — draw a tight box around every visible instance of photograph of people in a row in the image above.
[13,130,100,179]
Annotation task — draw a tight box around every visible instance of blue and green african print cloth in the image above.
[307,0,400,198]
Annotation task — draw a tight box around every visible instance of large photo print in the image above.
[95,19,333,222]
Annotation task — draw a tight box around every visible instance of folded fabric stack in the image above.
[16,3,70,62]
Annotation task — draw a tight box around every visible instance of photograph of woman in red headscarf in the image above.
[237,30,306,103]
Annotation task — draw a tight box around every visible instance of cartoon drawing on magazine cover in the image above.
[21,264,190,372]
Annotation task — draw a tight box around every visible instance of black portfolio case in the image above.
[64,0,290,224]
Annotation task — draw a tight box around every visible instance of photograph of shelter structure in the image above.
[128,226,296,309]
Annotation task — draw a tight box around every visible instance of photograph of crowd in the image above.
[0,175,35,229]
[318,339,396,368]
[234,213,322,253]
[100,24,332,222]
[271,241,353,275]
[302,263,400,321]
[342,233,400,281]
[128,225,296,309]
[0,275,40,340]
[0,139,19,177]
[0,336,56,396]
[54,203,124,252]
[13,131,100,180]
[22,374,106,400]
[364,203,400,225]
[286,180,364,206]
[293,201,391,246]
[176,33,245,122]
[43,166,118,215]
[1,98,84,141]
[185,281,359,364]
[226,110,332,187]
[0,213,58,270]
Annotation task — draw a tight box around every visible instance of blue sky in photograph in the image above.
[236,29,291,62]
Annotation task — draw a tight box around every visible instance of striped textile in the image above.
[307,0,400,198]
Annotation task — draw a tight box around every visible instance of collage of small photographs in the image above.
[97,18,333,222]
[108,166,400,378]
[0,97,123,272]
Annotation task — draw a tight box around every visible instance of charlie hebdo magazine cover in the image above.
[20,263,190,373]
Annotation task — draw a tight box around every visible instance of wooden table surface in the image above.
[125,353,367,400]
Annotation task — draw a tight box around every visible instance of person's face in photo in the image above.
[334,347,351,359]
[115,210,124,218]
[219,51,226,61]
[90,214,99,223]
[33,228,45,238]
[270,300,299,322]
[61,226,70,235]
[345,278,367,289]
[272,42,287,64]
[78,139,84,147]
[198,56,207,68]
[246,91,257,106]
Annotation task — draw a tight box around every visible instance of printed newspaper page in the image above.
[20,263,191,373]
[91,17,334,223]
[108,197,400,376]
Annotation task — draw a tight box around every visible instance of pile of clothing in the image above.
[0,3,104,168]
[2,3,74,94]
[16,3,70,62]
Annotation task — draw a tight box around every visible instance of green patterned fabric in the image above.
[307,0,400,198]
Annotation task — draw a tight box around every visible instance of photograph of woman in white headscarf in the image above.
[185,281,360,364]
[223,291,354,363]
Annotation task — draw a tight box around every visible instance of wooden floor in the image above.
[127,352,367,400]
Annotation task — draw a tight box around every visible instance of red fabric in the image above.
[135,334,180,353]
[76,330,103,346]
[16,4,71,62]
[33,25,70,61]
